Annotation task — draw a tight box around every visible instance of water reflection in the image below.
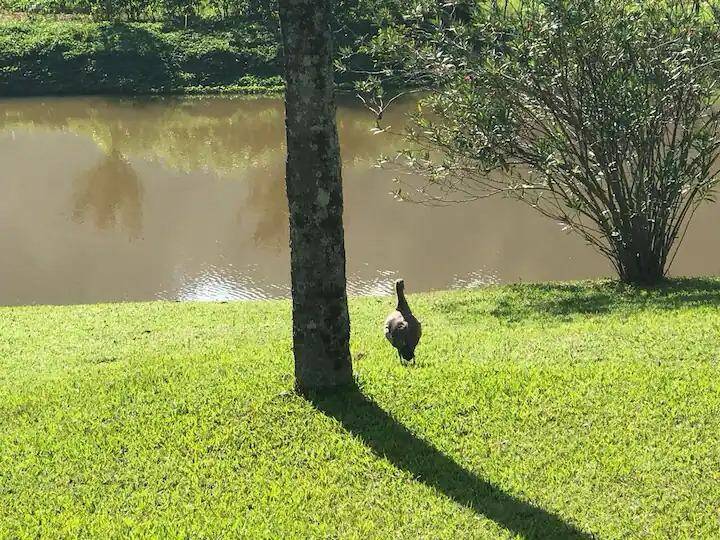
[1,95,717,306]
[242,161,288,250]
[172,265,291,302]
[73,150,143,237]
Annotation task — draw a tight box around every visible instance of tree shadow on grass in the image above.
[307,386,594,539]
[436,278,720,323]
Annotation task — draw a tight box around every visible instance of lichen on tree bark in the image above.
[279,0,353,391]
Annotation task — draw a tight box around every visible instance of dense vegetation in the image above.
[0,0,405,95]
[0,19,284,95]
[2,281,720,537]
[0,0,274,20]
[357,0,720,285]
[0,0,403,24]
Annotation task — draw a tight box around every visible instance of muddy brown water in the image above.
[1,96,719,306]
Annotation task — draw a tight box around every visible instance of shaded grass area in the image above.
[1,279,720,538]
[0,19,284,96]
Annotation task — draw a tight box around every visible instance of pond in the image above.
[1,96,718,306]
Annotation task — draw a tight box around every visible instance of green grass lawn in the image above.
[2,280,720,538]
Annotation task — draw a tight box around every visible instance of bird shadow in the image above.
[306,385,594,539]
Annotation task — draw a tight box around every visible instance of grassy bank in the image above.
[0,19,285,96]
[2,280,720,538]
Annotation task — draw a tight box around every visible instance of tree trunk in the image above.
[278,0,353,392]
[612,216,667,286]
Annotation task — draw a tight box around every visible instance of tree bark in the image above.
[278,0,353,392]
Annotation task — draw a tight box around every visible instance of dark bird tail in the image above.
[395,279,409,313]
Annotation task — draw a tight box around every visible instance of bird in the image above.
[384,279,422,363]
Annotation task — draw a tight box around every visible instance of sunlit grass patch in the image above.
[1,279,719,538]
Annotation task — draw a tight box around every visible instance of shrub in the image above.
[363,0,720,285]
